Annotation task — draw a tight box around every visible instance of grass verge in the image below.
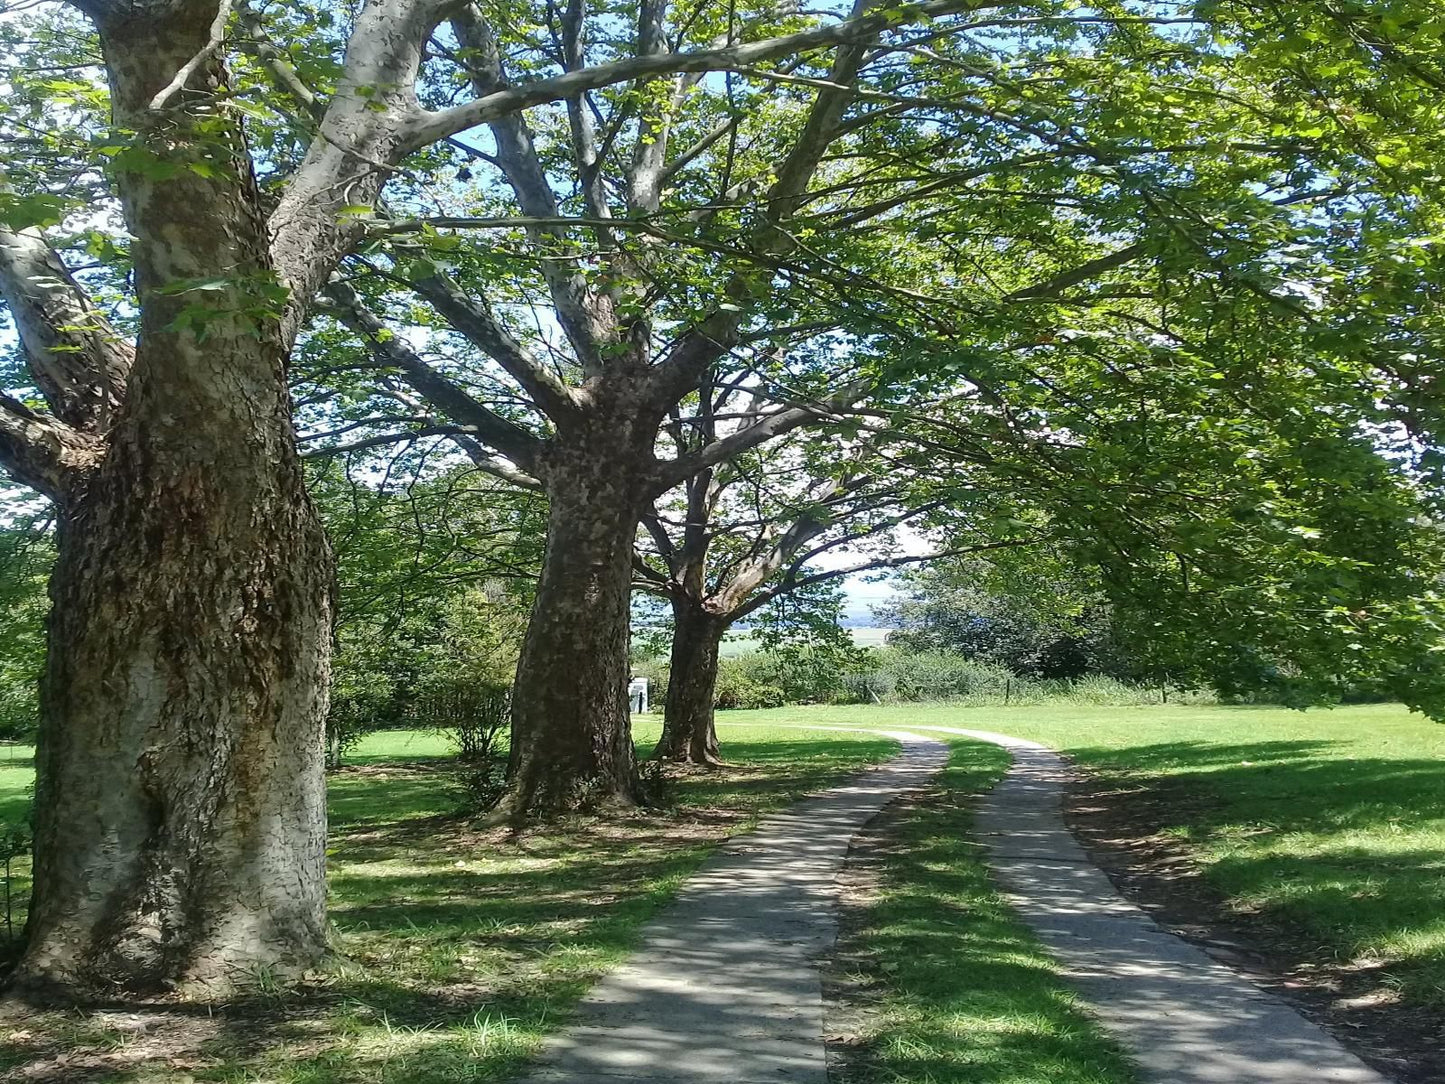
[0,723,894,1083]
[827,736,1138,1084]
[730,702,1445,1078]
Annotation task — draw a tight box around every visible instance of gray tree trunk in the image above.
[13,6,333,995]
[653,601,725,766]
[495,431,648,818]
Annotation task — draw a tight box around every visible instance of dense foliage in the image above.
[310,461,540,760]
[0,506,49,743]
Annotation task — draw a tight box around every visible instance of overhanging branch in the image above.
[404,0,996,150]
[323,281,546,471]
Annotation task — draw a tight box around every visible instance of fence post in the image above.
[1005,678,1012,705]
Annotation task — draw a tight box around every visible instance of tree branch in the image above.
[323,281,546,471]
[403,0,994,150]
[625,0,678,214]
[1004,240,1149,301]
[235,0,324,122]
[734,538,1034,618]
[268,0,456,340]
[149,0,234,110]
[301,423,543,490]
[556,0,618,231]
[652,380,872,492]
[449,7,612,368]
[0,225,132,433]
[407,271,582,425]
[646,0,886,403]
[0,394,100,502]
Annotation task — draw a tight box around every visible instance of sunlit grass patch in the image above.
[830,737,1139,1084]
[0,723,895,1082]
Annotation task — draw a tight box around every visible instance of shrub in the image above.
[849,649,1017,702]
[638,644,1216,712]
[840,648,1217,706]
[325,673,395,769]
[0,689,36,745]
[714,656,786,709]
[425,682,512,762]
[418,681,511,814]
[454,759,508,813]
[722,645,858,704]
[1065,673,1158,705]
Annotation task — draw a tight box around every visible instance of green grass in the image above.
[0,743,33,949]
[0,724,895,1082]
[347,728,458,763]
[0,742,33,825]
[725,701,1445,1015]
[7,701,1443,1081]
[831,737,1137,1084]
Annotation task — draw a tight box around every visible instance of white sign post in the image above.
[628,677,650,714]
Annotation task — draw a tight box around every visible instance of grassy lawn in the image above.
[0,723,894,1082]
[828,736,1138,1084]
[4,702,1442,1081]
[726,702,1445,1020]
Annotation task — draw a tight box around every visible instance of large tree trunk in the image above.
[21,433,333,995]
[13,6,333,996]
[495,432,648,819]
[653,601,726,766]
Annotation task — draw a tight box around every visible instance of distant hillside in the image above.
[839,598,884,627]
[718,627,891,658]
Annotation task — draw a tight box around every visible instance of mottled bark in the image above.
[652,601,725,766]
[23,453,332,994]
[496,421,653,819]
[12,4,332,995]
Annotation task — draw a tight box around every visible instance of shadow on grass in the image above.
[0,731,896,1083]
[835,739,1138,1084]
[1070,739,1445,1008]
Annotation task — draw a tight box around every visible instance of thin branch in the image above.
[149,0,234,111]
[404,0,997,150]
[408,271,582,425]
[653,380,872,492]
[735,537,1036,618]
[323,280,546,470]
[236,0,324,121]
[1004,240,1149,302]
[303,424,543,490]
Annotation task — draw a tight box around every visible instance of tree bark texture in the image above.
[497,423,653,819]
[652,600,725,766]
[13,5,333,995]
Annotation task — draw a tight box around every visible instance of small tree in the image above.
[636,412,1011,762]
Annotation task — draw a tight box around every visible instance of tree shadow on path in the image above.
[1067,737,1445,1084]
